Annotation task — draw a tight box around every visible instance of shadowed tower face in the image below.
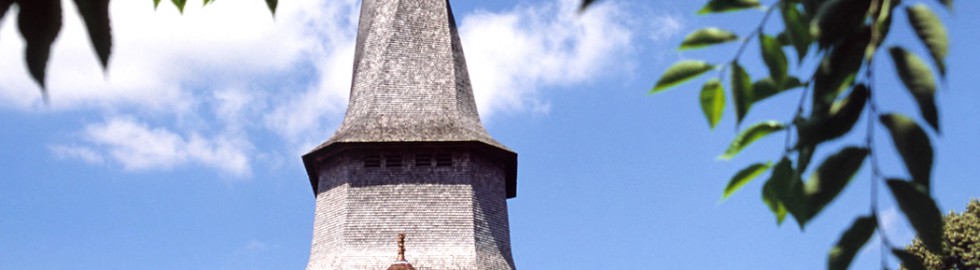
[301,0,518,269]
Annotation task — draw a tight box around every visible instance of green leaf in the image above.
[907,4,948,77]
[762,179,788,224]
[804,147,868,220]
[699,79,725,130]
[812,28,868,114]
[753,76,802,103]
[890,47,939,132]
[731,62,753,125]
[203,0,215,5]
[813,0,872,49]
[265,0,277,15]
[72,0,112,69]
[652,60,715,93]
[764,157,808,227]
[874,0,898,44]
[171,0,186,13]
[680,28,738,50]
[17,0,63,91]
[880,114,934,191]
[892,248,927,270]
[797,84,869,147]
[721,121,784,160]
[828,215,876,270]
[698,0,761,14]
[153,0,162,9]
[723,162,773,200]
[887,179,944,253]
[780,1,811,62]
[759,34,789,83]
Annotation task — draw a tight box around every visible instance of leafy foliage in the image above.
[700,79,726,129]
[637,0,955,268]
[0,0,276,95]
[901,199,980,270]
[681,28,739,50]
[721,120,784,160]
[829,216,877,270]
[652,61,715,93]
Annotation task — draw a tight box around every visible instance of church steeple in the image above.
[301,1,519,269]
[302,0,517,198]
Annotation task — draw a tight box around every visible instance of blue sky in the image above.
[1,0,978,269]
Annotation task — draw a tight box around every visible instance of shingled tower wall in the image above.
[301,0,518,269]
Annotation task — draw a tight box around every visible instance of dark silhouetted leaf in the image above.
[797,84,869,147]
[698,0,760,14]
[700,79,725,130]
[887,179,944,253]
[759,34,788,83]
[937,0,952,12]
[812,28,869,114]
[780,1,811,62]
[731,62,753,125]
[753,76,802,103]
[723,162,772,200]
[73,0,112,69]
[0,0,13,25]
[890,47,939,132]
[907,4,948,77]
[171,0,186,13]
[804,147,868,220]
[813,0,872,49]
[764,157,808,227]
[680,28,738,50]
[892,248,927,270]
[721,121,784,160]
[828,215,876,270]
[652,60,715,93]
[880,114,934,191]
[874,0,898,45]
[580,0,597,11]
[762,179,788,224]
[265,0,277,15]
[17,0,63,91]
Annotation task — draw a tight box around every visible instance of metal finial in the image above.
[397,233,406,261]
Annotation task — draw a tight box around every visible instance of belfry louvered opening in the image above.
[364,154,381,168]
[415,154,432,167]
[435,153,452,167]
[386,154,403,168]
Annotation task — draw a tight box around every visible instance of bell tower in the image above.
[301,0,518,269]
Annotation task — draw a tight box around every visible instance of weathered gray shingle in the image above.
[301,1,519,269]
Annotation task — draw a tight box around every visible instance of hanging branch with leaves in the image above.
[580,0,954,268]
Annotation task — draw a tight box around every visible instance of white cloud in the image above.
[49,145,105,165]
[79,117,251,176]
[459,0,649,118]
[1,0,676,177]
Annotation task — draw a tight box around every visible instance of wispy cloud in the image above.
[64,117,251,176]
[2,0,677,177]
[460,0,640,118]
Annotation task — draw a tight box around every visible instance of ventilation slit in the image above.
[435,153,452,167]
[386,154,403,168]
[364,154,381,168]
